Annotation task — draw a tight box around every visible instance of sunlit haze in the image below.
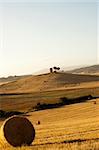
[0,0,98,77]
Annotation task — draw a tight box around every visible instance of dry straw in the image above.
[0,116,35,147]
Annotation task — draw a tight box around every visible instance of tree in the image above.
[53,66,57,72]
[50,68,53,73]
[53,66,60,72]
[57,67,60,71]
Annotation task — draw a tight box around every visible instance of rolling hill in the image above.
[0,72,99,94]
[67,64,99,75]
[0,75,32,86]
[0,66,99,150]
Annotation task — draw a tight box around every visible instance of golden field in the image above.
[0,72,99,149]
[0,73,99,94]
[0,98,99,150]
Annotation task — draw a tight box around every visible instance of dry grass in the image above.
[0,98,99,149]
[0,73,99,149]
[0,85,99,111]
[0,72,99,112]
[0,141,99,150]
[0,72,99,94]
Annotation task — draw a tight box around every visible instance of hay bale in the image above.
[0,116,35,147]
[37,120,40,125]
[93,101,96,104]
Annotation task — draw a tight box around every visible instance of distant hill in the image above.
[0,75,32,85]
[0,72,99,94]
[67,65,99,75]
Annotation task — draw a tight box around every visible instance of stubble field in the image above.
[0,73,99,149]
[0,98,99,150]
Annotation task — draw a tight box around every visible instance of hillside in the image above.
[0,72,99,94]
[67,64,99,75]
[0,75,32,86]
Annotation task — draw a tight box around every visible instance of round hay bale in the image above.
[36,120,41,125]
[0,116,35,147]
[93,101,96,104]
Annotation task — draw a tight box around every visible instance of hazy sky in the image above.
[0,0,98,77]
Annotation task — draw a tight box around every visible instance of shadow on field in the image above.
[62,138,99,144]
[0,95,98,118]
[0,110,24,119]
[33,95,98,111]
[32,137,99,147]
